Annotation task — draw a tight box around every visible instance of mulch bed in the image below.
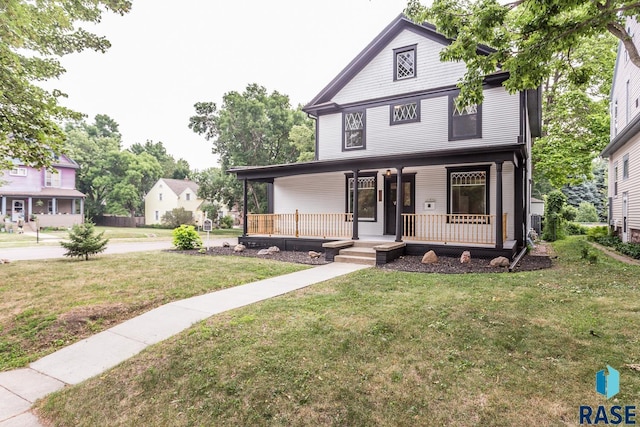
[181,246,553,273]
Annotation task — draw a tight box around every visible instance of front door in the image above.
[622,192,628,243]
[12,200,24,222]
[384,174,415,235]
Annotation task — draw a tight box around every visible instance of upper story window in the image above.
[159,193,163,201]
[343,110,366,150]
[394,45,416,81]
[391,101,420,125]
[447,166,490,217]
[186,193,191,201]
[44,169,61,187]
[623,154,630,180]
[449,94,482,140]
[9,167,27,177]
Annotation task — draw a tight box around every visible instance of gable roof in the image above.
[303,14,496,113]
[161,178,199,196]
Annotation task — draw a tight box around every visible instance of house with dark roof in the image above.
[144,178,203,225]
[602,16,640,243]
[0,155,85,229]
[229,15,541,263]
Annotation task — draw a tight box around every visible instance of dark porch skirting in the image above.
[238,237,518,264]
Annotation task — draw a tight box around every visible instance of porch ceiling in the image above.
[229,144,526,181]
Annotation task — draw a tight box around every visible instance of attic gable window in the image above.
[343,110,366,150]
[391,101,420,125]
[449,94,482,140]
[394,45,416,81]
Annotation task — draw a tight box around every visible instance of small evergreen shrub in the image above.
[60,222,109,261]
[542,190,567,242]
[586,226,609,241]
[172,225,202,250]
[162,208,194,228]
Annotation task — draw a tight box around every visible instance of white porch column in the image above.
[80,199,85,222]
[1,197,5,217]
[52,198,57,214]
[28,197,33,221]
[72,199,76,214]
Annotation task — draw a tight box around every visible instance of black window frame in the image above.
[393,45,417,81]
[342,109,366,151]
[344,172,378,222]
[446,165,491,223]
[448,94,482,141]
[390,99,421,125]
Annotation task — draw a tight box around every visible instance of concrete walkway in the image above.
[0,262,369,426]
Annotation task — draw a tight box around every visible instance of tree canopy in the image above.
[405,0,640,107]
[189,83,314,212]
[0,0,131,170]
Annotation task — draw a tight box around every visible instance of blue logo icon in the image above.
[596,365,620,399]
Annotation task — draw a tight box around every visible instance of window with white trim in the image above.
[9,167,27,176]
[391,101,419,125]
[449,95,482,140]
[394,45,416,80]
[186,193,191,201]
[623,154,629,180]
[159,193,163,201]
[344,111,365,150]
[44,169,61,187]
[346,174,377,221]
[448,168,489,216]
[614,162,619,196]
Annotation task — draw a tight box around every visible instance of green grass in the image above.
[0,252,307,371]
[36,237,640,426]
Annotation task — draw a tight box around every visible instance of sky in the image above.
[49,0,411,171]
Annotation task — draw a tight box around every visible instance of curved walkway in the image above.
[590,242,640,265]
[0,260,368,426]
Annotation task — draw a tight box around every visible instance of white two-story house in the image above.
[602,16,640,243]
[230,15,541,263]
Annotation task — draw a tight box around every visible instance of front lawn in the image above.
[37,237,640,426]
[0,253,308,371]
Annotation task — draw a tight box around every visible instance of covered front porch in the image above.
[230,145,528,261]
[0,189,85,229]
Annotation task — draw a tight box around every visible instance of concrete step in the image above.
[334,255,376,266]
[339,247,376,258]
[351,241,389,248]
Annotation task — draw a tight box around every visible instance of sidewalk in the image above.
[0,262,369,426]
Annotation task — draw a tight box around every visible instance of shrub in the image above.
[60,222,109,261]
[162,208,194,228]
[565,222,588,235]
[586,226,609,241]
[575,202,599,223]
[542,190,567,242]
[219,215,234,229]
[172,225,202,250]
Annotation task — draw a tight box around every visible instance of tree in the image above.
[542,190,567,242]
[161,207,195,228]
[193,167,240,211]
[188,84,314,212]
[60,222,109,261]
[0,0,131,170]
[405,0,639,108]
[129,140,191,179]
[66,116,162,218]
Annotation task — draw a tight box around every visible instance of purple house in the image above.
[0,155,85,230]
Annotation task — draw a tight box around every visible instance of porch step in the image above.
[351,241,391,248]
[334,255,376,266]
[339,247,376,258]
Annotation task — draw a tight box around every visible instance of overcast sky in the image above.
[49,0,410,170]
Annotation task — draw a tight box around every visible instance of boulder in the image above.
[460,250,471,264]
[308,251,322,259]
[233,244,246,252]
[257,248,272,255]
[222,241,231,248]
[421,250,438,264]
[490,256,510,267]
[268,246,280,253]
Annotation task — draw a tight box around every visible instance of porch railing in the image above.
[247,210,353,238]
[402,214,507,245]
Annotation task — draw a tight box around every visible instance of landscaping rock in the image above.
[257,249,272,255]
[233,244,246,252]
[268,246,280,253]
[308,251,322,259]
[489,256,510,267]
[460,251,471,264]
[222,241,231,248]
[421,250,438,264]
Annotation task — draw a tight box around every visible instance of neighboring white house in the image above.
[602,16,640,243]
[144,178,203,225]
[229,15,541,261]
